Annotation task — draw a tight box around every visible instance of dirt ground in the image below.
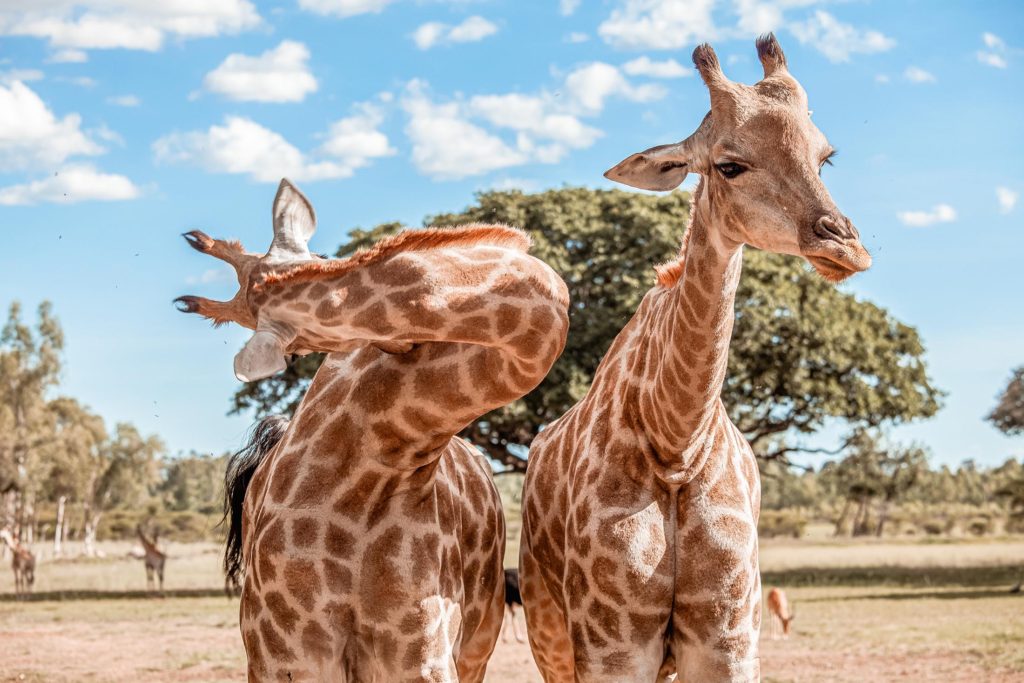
[1,541,1022,682]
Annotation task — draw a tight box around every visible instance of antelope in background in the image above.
[767,587,796,639]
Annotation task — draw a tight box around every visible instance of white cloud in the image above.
[401,63,660,180]
[983,32,1005,50]
[203,41,317,103]
[298,0,393,18]
[874,74,890,84]
[903,66,935,83]
[564,62,665,114]
[623,56,690,78]
[789,10,895,63]
[897,204,956,228]
[61,75,96,88]
[560,0,582,16]
[48,49,88,63]
[0,80,103,171]
[996,187,1018,214]
[107,94,140,107]
[0,68,44,84]
[977,52,1008,69]
[318,103,396,170]
[0,164,139,205]
[977,32,1009,69]
[153,105,393,183]
[0,0,261,52]
[598,0,717,50]
[402,82,528,180]
[413,16,498,49]
[565,32,589,44]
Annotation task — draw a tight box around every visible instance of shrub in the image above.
[759,511,807,539]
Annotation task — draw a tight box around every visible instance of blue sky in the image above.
[0,0,1021,467]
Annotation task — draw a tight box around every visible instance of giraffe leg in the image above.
[520,550,574,683]
[511,605,526,643]
[673,445,761,683]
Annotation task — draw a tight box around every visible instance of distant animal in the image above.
[135,525,166,593]
[503,568,525,643]
[0,527,35,598]
[766,587,795,639]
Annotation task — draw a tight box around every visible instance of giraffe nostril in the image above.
[813,215,852,242]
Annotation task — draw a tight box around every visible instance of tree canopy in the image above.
[231,187,942,471]
[989,366,1024,436]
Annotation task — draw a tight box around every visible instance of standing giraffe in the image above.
[135,524,166,593]
[520,35,871,682]
[0,527,35,598]
[177,179,569,682]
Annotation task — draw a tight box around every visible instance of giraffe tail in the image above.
[222,415,290,585]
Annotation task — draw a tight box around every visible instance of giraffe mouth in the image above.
[806,255,857,283]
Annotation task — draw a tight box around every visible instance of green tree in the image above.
[230,187,941,471]
[0,301,64,538]
[159,453,226,514]
[989,367,1024,436]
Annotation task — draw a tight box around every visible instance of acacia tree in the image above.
[989,367,1024,436]
[231,188,941,471]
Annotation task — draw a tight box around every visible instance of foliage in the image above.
[229,187,942,471]
[988,366,1024,436]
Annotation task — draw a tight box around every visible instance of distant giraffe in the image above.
[0,527,35,598]
[135,525,166,593]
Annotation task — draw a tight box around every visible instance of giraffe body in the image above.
[1,528,35,598]
[179,180,569,682]
[521,35,870,682]
[136,525,166,593]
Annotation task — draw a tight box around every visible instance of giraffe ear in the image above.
[604,113,712,191]
[604,142,692,191]
[267,178,316,263]
[234,330,288,382]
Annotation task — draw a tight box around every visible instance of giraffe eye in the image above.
[716,162,746,179]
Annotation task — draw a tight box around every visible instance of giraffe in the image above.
[135,524,166,593]
[177,178,569,682]
[519,34,871,682]
[0,527,35,598]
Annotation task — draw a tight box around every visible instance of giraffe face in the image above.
[605,34,871,283]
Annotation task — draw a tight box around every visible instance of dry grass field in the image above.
[1,537,1021,682]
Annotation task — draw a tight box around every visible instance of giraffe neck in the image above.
[643,180,744,472]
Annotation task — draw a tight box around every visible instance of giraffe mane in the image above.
[257,224,532,290]
[654,219,693,288]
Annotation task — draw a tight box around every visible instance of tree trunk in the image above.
[54,495,67,557]
[853,495,871,536]
[834,497,853,537]
[82,502,101,558]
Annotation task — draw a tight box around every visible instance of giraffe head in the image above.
[175,178,326,380]
[605,33,871,283]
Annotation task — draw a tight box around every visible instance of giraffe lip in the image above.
[805,255,857,283]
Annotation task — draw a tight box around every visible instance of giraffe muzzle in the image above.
[801,214,871,283]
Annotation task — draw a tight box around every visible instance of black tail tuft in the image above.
[223,415,290,585]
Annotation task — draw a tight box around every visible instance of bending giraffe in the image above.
[0,528,35,598]
[177,179,569,682]
[135,524,166,593]
[519,34,871,682]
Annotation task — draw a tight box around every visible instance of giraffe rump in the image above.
[223,415,290,583]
